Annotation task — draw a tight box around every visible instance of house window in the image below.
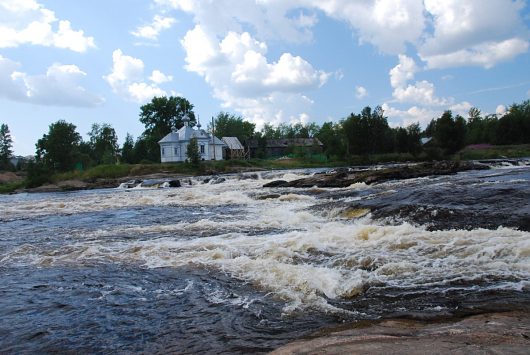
[162,147,165,156]
[200,144,205,154]
[174,147,178,156]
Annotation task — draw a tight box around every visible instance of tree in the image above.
[88,123,119,165]
[121,133,135,164]
[0,123,13,170]
[36,120,82,171]
[139,96,195,161]
[186,137,200,165]
[430,111,467,155]
[210,112,255,143]
[316,122,345,159]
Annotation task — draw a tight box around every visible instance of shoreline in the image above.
[271,310,530,354]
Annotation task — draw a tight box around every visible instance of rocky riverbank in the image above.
[263,161,489,188]
[271,311,530,354]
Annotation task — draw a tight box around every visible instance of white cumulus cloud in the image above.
[355,86,368,99]
[104,49,170,103]
[132,15,176,40]
[0,0,95,52]
[420,0,529,68]
[180,26,329,125]
[0,55,103,106]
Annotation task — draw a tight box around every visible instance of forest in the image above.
[0,96,529,189]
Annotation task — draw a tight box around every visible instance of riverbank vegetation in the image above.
[1,97,529,193]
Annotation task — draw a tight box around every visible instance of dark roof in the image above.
[247,137,323,148]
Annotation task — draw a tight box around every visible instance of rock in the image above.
[0,172,23,184]
[263,180,290,188]
[168,179,181,187]
[57,179,88,190]
[255,193,281,200]
[271,311,530,355]
[211,177,226,184]
[264,161,489,188]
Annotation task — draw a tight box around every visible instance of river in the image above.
[1,164,529,353]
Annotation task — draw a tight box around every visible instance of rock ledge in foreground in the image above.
[271,311,530,355]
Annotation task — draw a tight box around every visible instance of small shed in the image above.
[222,137,247,159]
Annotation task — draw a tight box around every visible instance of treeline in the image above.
[1,97,529,181]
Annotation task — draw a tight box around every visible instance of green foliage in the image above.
[88,123,119,165]
[0,123,13,170]
[0,181,24,194]
[210,112,255,143]
[186,137,200,165]
[137,96,195,163]
[36,120,82,172]
[121,133,135,164]
[428,111,467,154]
[316,121,345,159]
[342,106,394,155]
[26,161,52,188]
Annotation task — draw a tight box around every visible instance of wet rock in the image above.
[264,161,489,188]
[255,194,281,200]
[168,179,181,187]
[211,177,226,184]
[263,180,290,187]
[271,311,530,355]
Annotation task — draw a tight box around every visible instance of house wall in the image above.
[160,143,186,163]
[208,144,224,160]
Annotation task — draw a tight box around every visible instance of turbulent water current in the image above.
[1,164,530,353]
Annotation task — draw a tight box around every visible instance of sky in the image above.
[1,0,530,156]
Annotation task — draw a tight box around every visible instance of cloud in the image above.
[389,54,418,89]
[104,49,169,103]
[382,103,438,127]
[421,38,529,69]
[0,55,104,106]
[420,0,529,68]
[149,70,173,84]
[384,55,473,126]
[180,26,329,125]
[496,104,507,116]
[311,0,426,54]
[132,15,176,40]
[355,86,368,99]
[0,0,95,52]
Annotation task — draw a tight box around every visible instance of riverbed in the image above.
[1,164,529,353]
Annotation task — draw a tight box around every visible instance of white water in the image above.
[1,171,529,313]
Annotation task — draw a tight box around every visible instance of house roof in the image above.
[158,125,226,145]
[222,137,244,150]
[247,137,323,148]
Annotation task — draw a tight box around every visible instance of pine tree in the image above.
[186,137,200,165]
[0,124,13,170]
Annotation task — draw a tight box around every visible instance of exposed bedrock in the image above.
[263,161,489,188]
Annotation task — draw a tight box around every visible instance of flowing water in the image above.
[1,164,530,353]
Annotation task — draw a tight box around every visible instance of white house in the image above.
[158,114,226,163]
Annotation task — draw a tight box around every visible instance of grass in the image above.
[0,181,25,194]
[457,144,530,160]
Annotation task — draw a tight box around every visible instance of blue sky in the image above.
[1,0,530,156]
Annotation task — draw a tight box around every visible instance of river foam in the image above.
[2,170,529,313]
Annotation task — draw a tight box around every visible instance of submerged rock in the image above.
[264,161,489,188]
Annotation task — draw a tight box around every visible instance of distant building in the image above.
[221,137,247,160]
[158,114,226,162]
[247,137,324,158]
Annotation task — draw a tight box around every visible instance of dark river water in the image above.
[1,163,529,353]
